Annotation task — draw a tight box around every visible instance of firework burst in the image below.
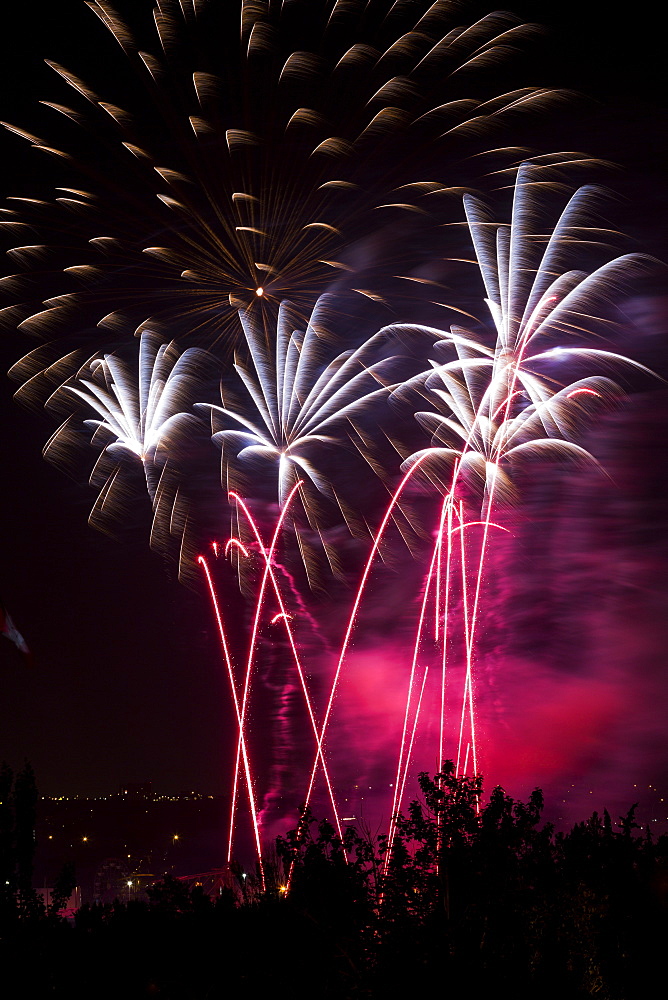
[381,162,656,823]
[35,331,211,577]
[1,1,561,379]
[200,293,447,586]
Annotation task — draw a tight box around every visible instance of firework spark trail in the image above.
[440,501,466,775]
[226,481,303,860]
[386,503,446,862]
[433,499,447,642]
[267,535,331,654]
[456,404,515,775]
[384,664,430,876]
[457,500,475,776]
[301,452,434,821]
[231,492,343,840]
[388,499,513,804]
[390,508,512,834]
[395,394,506,787]
[393,361,538,784]
[197,555,264,882]
[404,382,552,788]
[439,501,455,775]
[434,498,459,780]
[225,537,249,559]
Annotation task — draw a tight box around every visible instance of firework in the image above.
[200,293,447,585]
[292,163,655,852]
[382,161,655,828]
[189,162,656,864]
[1,2,560,375]
[34,331,211,576]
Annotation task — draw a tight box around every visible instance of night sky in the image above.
[1,0,667,848]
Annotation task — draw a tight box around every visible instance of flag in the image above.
[0,601,30,659]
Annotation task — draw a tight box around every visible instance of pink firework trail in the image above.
[225,483,302,860]
[199,481,346,867]
[197,555,265,884]
[301,453,435,823]
[230,491,343,841]
[199,455,438,864]
[198,481,302,868]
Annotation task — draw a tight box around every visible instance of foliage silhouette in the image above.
[1,765,667,998]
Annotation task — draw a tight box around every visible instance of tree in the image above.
[0,761,42,927]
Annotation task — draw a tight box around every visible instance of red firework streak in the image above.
[199,480,343,876]
[197,399,523,873]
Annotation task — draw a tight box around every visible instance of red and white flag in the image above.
[0,601,30,658]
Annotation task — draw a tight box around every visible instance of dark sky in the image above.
[1,0,667,847]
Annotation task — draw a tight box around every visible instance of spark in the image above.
[225,537,250,559]
[567,387,601,398]
[270,612,293,625]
